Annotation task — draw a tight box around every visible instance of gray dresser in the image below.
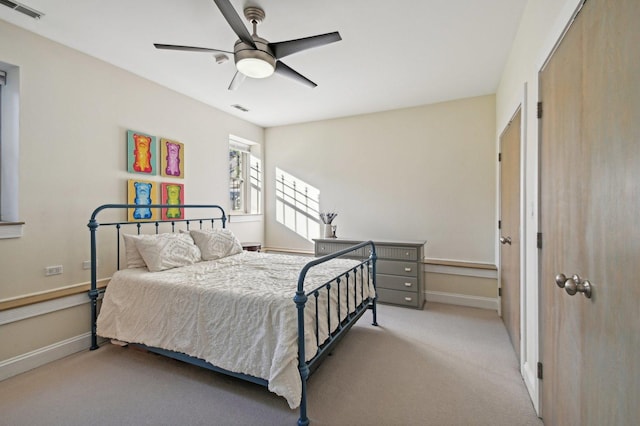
[314,238,426,309]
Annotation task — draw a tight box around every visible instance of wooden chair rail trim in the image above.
[423,259,497,270]
[265,247,497,271]
[0,279,109,311]
[262,247,315,255]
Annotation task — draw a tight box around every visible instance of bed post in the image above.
[371,248,378,326]
[293,287,310,426]
[88,217,99,350]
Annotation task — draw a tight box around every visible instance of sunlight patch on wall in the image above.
[275,167,320,241]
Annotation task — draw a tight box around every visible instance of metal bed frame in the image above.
[87,204,378,426]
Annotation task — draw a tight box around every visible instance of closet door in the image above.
[499,108,521,359]
[539,0,640,424]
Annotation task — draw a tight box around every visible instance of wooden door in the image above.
[499,108,521,359]
[539,0,640,424]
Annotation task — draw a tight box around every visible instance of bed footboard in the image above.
[294,241,378,426]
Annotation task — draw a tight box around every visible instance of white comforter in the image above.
[97,251,375,408]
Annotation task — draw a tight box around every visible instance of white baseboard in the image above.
[426,290,498,311]
[0,332,92,381]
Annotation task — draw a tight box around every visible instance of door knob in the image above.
[500,236,512,245]
[554,273,592,298]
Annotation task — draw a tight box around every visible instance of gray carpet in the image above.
[0,303,542,426]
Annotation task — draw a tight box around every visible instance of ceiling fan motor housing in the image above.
[234,36,276,78]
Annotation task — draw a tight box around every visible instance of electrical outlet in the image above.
[45,265,63,276]
[82,260,92,270]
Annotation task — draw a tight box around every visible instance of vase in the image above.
[323,224,334,238]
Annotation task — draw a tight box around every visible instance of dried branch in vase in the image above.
[319,212,337,224]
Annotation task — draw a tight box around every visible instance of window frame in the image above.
[0,63,23,238]
[228,136,261,216]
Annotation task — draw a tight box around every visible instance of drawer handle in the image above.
[404,267,412,272]
[405,252,410,256]
[404,297,413,302]
[404,282,413,287]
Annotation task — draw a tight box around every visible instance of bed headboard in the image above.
[87,203,227,349]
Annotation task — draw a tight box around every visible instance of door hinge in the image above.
[537,102,543,119]
[537,362,543,379]
[498,152,502,162]
[498,220,502,229]
[498,287,502,297]
[537,232,543,249]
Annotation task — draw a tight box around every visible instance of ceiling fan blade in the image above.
[154,43,233,54]
[228,71,246,91]
[274,61,317,88]
[212,0,256,48]
[269,32,342,59]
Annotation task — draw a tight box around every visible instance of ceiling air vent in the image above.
[0,0,43,19]
[231,104,249,112]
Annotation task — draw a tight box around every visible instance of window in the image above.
[229,136,261,215]
[0,63,23,238]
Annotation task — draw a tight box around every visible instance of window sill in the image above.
[0,221,25,239]
[228,214,262,223]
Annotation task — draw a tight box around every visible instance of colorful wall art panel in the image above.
[160,138,184,178]
[161,182,184,220]
[127,179,158,221]
[127,130,157,175]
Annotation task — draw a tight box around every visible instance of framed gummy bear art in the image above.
[160,182,184,220]
[127,179,158,222]
[127,130,157,175]
[160,138,185,179]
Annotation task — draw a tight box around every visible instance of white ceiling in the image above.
[0,0,527,127]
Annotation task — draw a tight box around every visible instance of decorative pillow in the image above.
[189,229,243,261]
[122,234,146,269]
[134,233,202,272]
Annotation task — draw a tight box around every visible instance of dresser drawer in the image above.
[315,242,365,258]
[377,288,422,308]
[376,245,418,261]
[377,274,418,292]
[377,260,419,277]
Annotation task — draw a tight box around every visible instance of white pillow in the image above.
[122,234,146,269]
[189,229,243,261]
[134,233,202,272]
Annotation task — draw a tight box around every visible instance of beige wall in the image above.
[265,95,497,264]
[0,21,263,361]
[0,304,89,361]
[426,273,496,299]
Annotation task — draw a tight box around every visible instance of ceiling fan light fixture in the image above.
[236,57,274,78]
[234,36,276,79]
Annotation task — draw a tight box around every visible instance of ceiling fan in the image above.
[154,0,342,90]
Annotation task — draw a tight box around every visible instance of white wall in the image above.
[0,21,263,362]
[265,95,497,264]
